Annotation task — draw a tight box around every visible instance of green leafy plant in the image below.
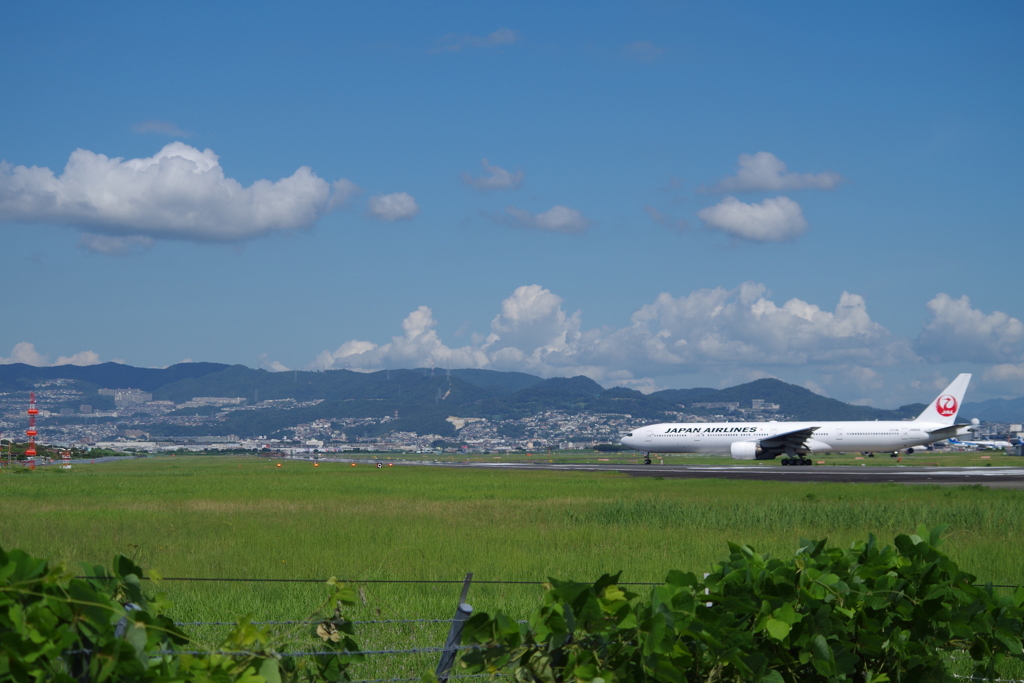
[305,578,365,682]
[460,525,1024,683]
[0,547,362,682]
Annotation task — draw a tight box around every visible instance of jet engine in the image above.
[730,440,762,460]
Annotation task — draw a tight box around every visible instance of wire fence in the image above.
[169,572,483,682]
[162,644,481,657]
[79,575,1024,589]
[72,574,467,589]
[174,618,465,626]
[65,645,481,658]
[72,572,1024,683]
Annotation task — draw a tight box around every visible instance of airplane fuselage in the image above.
[622,420,958,456]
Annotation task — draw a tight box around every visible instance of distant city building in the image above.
[175,435,240,444]
[692,402,740,410]
[95,441,159,452]
[79,404,92,414]
[751,399,781,411]
[190,397,246,406]
[99,388,154,407]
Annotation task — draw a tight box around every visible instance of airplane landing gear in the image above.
[781,457,812,466]
[644,456,652,465]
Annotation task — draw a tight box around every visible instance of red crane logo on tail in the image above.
[936,395,958,417]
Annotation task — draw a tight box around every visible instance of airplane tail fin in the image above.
[915,373,971,425]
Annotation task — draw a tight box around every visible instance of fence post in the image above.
[435,572,473,683]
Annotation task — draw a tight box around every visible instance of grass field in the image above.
[3,455,1023,678]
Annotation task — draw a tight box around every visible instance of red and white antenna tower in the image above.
[26,392,38,463]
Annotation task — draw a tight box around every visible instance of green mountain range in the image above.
[1,362,983,438]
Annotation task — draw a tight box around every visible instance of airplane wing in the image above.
[759,427,819,451]
[928,423,971,435]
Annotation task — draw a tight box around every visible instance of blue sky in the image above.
[2,1,1022,406]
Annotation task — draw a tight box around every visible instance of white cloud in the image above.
[908,375,954,394]
[914,293,1024,363]
[314,306,487,371]
[0,342,47,366]
[707,152,844,193]
[461,159,523,191]
[55,350,101,366]
[623,41,666,62]
[697,196,807,241]
[133,120,192,137]
[434,28,518,52]
[0,142,355,245]
[258,354,289,372]
[505,205,590,234]
[329,179,360,209]
[0,342,100,366]
[312,282,909,388]
[622,283,904,368]
[485,285,583,372]
[983,364,1024,386]
[368,192,419,221]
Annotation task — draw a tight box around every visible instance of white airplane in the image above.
[620,374,972,466]
[947,437,1014,450]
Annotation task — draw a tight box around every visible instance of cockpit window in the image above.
[625,433,633,437]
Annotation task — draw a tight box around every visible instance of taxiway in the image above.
[423,461,1024,488]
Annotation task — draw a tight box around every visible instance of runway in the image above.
[423,461,1024,488]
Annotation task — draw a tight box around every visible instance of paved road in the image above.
[421,461,1024,488]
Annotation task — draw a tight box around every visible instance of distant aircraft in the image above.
[620,374,972,466]
[947,437,1014,450]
